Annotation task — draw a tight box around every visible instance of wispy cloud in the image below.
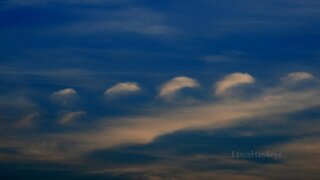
[159,76,200,100]
[59,8,174,36]
[214,73,255,96]
[89,154,259,180]
[3,78,316,161]
[282,72,314,82]
[105,82,141,96]
[14,112,40,129]
[4,0,131,7]
[69,87,320,152]
[202,51,245,63]
[90,137,320,179]
[0,94,36,110]
[0,73,319,169]
[58,111,86,125]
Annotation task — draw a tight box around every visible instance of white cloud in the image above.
[282,72,314,82]
[214,73,255,96]
[159,76,200,99]
[58,111,86,125]
[52,88,77,98]
[105,82,141,96]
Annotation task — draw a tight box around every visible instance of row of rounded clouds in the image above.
[15,71,313,128]
[51,71,314,101]
[11,70,319,160]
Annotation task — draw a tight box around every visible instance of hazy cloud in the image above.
[282,72,314,82]
[59,8,174,36]
[58,111,86,125]
[4,0,130,6]
[14,112,40,129]
[0,80,320,163]
[0,94,36,110]
[202,51,245,63]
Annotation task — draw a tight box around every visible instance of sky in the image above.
[0,0,320,179]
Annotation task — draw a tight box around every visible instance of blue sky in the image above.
[0,0,320,179]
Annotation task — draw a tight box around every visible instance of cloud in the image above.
[51,88,78,106]
[202,51,244,63]
[67,87,320,152]
[90,137,320,179]
[14,112,40,129]
[1,76,320,164]
[159,76,200,99]
[0,94,36,110]
[214,73,255,96]
[215,137,320,179]
[282,72,314,82]
[89,154,259,180]
[0,66,109,90]
[4,0,129,6]
[52,88,77,98]
[0,92,38,130]
[58,111,86,125]
[202,55,233,63]
[59,8,174,36]
[105,82,141,96]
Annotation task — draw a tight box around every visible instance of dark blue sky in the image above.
[0,0,320,179]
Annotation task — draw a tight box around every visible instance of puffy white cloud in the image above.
[214,73,255,96]
[58,111,86,125]
[282,72,314,82]
[159,76,200,99]
[52,88,77,98]
[105,82,141,96]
